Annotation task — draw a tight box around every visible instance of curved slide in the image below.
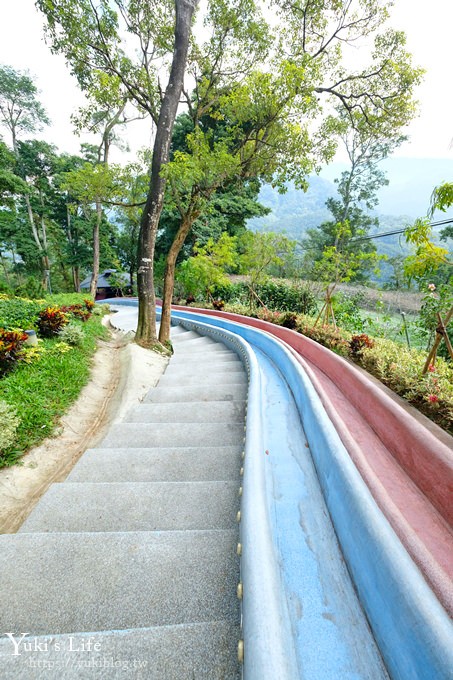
[110,300,453,680]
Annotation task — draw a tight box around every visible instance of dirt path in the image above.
[0,320,168,533]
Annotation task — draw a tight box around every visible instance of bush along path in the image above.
[216,303,453,434]
[0,325,246,678]
[0,296,108,467]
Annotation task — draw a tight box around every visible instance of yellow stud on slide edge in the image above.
[237,543,242,555]
[238,640,244,663]
[238,486,243,497]
[236,511,241,522]
[237,582,243,599]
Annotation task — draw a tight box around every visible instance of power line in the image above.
[350,218,453,243]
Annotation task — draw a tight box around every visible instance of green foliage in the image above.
[0,401,20,453]
[0,329,28,376]
[0,314,109,467]
[0,65,49,144]
[405,180,453,280]
[237,231,298,310]
[177,233,238,299]
[14,278,46,299]
[359,339,453,432]
[302,123,397,281]
[332,293,367,333]
[413,282,453,359]
[296,318,351,357]
[0,297,42,331]
[210,278,318,315]
[313,221,383,288]
[429,182,453,217]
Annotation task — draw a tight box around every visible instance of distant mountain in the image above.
[247,176,336,240]
[248,156,453,244]
[320,157,453,218]
[247,157,453,283]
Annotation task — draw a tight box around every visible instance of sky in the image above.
[0,0,452,165]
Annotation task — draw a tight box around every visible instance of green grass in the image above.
[0,315,109,468]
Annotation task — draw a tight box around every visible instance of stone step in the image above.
[0,622,241,680]
[100,422,245,448]
[0,531,239,635]
[163,362,245,377]
[172,342,230,355]
[144,384,248,403]
[158,372,247,387]
[169,351,241,364]
[19,482,240,533]
[170,330,206,343]
[66,446,242,483]
[169,325,187,335]
[123,401,246,423]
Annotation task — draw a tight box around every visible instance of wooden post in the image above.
[422,306,453,373]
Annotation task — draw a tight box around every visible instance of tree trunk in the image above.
[73,266,80,293]
[159,212,199,344]
[0,251,11,285]
[24,193,47,285]
[90,200,102,298]
[136,0,199,347]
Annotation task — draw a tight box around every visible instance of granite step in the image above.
[123,401,246,423]
[144,384,248,403]
[100,422,245,448]
[65,446,242,483]
[163,363,245,378]
[169,351,241,365]
[0,622,241,680]
[158,372,247,387]
[19,482,240,533]
[0,531,239,635]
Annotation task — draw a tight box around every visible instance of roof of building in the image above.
[80,270,131,289]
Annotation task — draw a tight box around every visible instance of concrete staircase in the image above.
[0,326,246,679]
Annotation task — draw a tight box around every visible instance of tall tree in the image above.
[73,100,137,296]
[0,66,51,288]
[38,0,200,346]
[0,65,49,151]
[38,0,422,345]
[302,123,402,281]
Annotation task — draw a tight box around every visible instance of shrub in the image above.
[296,319,350,357]
[14,277,45,299]
[212,279,318,315]
[333,293,366,332]
[212,299,225,310]
[349,333,375,358]
[37,307,69,337]
[0,297,41,331]
[84,298,95,311]
[91,304,107,316]
[0,401,20,453]
[280,311,298,329]
[60,304,91,322]
[359,338,453,431]
[58,323,85,346]
[0,329,28,376]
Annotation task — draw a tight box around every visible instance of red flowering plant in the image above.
[83,299,95,311]
[60,304,91,322]
[0,329,28,376]
[349,333,375,359]
[37,307,69,337]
